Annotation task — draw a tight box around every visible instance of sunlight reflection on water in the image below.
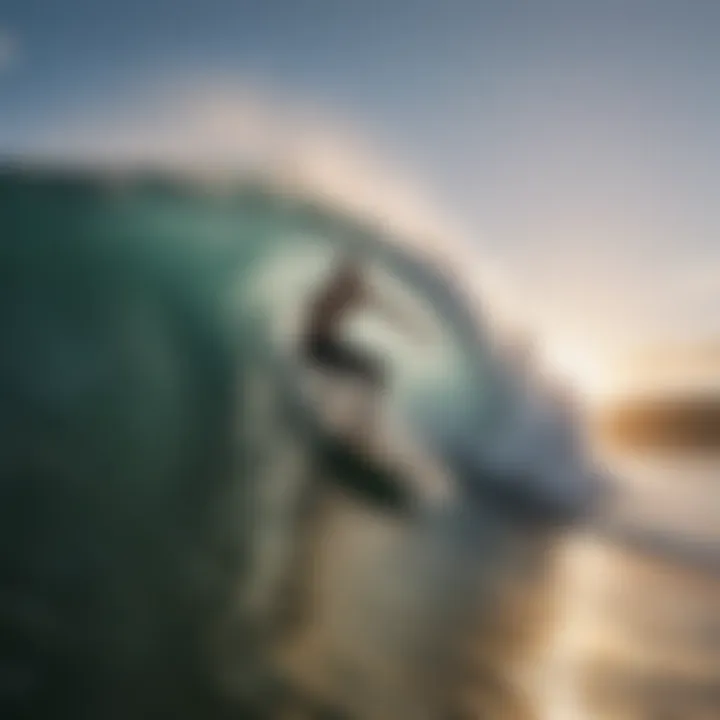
[546,454,720,720]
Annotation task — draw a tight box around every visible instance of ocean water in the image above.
[547,453,720,720]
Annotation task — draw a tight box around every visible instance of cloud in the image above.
[0,29,19,72]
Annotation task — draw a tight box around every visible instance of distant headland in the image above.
[598,394,720,452]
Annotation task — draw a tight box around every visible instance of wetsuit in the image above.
[303,265,386,388]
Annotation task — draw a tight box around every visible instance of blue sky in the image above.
[1,0,718,391]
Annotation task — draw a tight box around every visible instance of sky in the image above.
[1,0,719,396]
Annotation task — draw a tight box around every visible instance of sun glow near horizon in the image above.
[542,341,621,406]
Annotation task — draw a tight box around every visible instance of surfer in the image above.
[299,253,453,509]
[303,255,387,392]
[278,256,453,648]
[301,252,433,407]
